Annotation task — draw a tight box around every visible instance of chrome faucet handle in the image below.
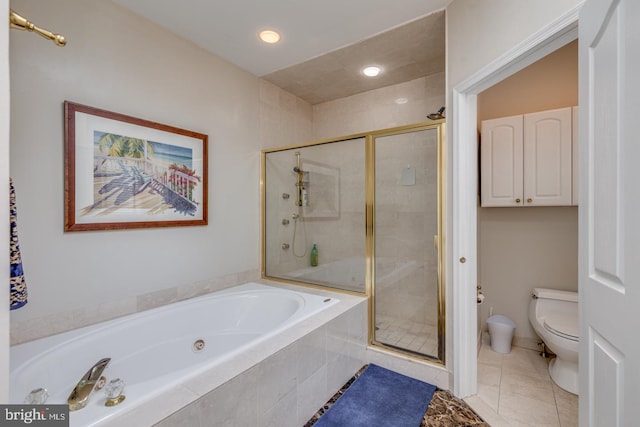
[67,357,111,411]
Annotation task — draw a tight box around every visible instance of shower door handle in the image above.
[434,235,438,251]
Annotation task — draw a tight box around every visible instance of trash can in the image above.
[487,315,515,354]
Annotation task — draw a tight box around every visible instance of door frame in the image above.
[450,6,581,397]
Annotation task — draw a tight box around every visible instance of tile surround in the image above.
[10,269,261,345]
[155,285,368,427]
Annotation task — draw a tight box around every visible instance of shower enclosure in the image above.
[261,121,445,362]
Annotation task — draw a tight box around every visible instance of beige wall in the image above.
[446,0,583,89]
[478,40,578,121]
[476,40,578,345]
[8,0,271,343]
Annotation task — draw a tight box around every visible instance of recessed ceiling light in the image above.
[259,30,281,44]
[395,97,408,105]
[362,66,382,77]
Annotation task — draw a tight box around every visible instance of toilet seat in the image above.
[544,314,579,342]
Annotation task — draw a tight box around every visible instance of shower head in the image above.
[427,106,445,120]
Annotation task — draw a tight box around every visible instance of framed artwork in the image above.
[64,101,208,231]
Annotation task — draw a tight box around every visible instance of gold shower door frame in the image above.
[367,122,446,364]
[261,121,446,365]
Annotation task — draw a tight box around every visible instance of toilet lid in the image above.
[544,314,579,342]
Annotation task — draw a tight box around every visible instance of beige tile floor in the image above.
[465,343,579,427]
[374,315,438,357]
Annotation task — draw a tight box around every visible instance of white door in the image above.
[523,107,572,206]
[579,0,640,426]
[480,115,523,206]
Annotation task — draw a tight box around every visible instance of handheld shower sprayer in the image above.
[291,151,308,257]
[293,152,307,207]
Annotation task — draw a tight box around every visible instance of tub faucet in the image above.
[67,357,111,411]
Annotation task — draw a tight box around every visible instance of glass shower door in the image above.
[372,126,443,361]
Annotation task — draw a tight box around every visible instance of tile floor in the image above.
[465,343,579,427]
[374,315,438,357]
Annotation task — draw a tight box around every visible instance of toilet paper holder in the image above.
[477,284,484,304]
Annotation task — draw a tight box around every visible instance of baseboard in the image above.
[512,336,540,352]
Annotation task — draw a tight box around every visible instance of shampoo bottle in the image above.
[310,243,319,267]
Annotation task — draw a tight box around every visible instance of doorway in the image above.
[451,12,580,398]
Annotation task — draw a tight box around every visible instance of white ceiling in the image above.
[113,0,450,103]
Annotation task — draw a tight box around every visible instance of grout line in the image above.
[550,383,563,427]
[497,348,503,415]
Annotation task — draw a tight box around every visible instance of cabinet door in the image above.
[523,107,572,206]
[481,115,523,207]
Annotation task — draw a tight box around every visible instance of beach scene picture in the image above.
[82,130,202,218]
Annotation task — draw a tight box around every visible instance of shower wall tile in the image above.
[312,73,445,141]
[259,79,313,150]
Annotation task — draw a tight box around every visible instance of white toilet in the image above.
[528,287,579,395]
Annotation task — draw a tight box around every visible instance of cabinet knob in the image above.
[527,198,533,203]
[515,198,521,203]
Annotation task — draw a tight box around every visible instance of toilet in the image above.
[528,287,579,395]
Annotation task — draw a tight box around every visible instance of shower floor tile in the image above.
[375,315,438,357]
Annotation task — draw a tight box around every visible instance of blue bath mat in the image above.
[314,364,436,427]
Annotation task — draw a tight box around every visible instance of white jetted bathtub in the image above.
[10,282,340,426]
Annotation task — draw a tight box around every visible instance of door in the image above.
[480,115,523,206]
[371,125,444,362]
[523,107,572,206]
[579,0,640,425]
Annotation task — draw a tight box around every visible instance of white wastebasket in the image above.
[487,315,515,354]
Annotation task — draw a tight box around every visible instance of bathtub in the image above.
[10,282,340,426]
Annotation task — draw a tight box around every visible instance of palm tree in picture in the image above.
[98,133,155,162]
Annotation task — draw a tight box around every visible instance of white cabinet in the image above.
[481,107,575,207]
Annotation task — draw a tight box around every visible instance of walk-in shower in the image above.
[261,121,445,363]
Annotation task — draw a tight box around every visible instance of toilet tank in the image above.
[532,288,578,302]
[530,287,578,321]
